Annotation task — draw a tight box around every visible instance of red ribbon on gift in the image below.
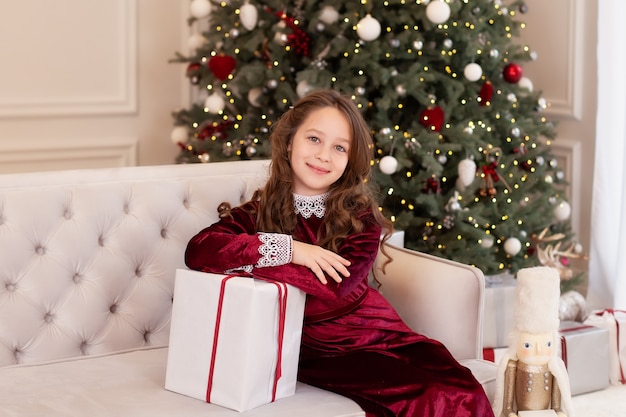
[594,309,626,384]
[206,274,288,403]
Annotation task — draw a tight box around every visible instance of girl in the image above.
[185,89,494,417]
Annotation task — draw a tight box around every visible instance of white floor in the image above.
[571,384,626,416]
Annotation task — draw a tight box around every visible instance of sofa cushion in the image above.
[0,347,365,417]
[0,162,269,366]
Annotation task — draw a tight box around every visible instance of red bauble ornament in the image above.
[419,106,445,132]
[422,176,442,194]
[186,62,202,85]
[479,81,493,106]
[209,55,237,80]
[503,63,523,83]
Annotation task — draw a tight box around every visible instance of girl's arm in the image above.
[253,218,381,300]
[184,204,270,273]
[185,206,382,300]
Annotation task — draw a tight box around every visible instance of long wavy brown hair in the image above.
[254,89,393,253]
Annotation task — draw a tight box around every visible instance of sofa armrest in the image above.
[372,243,485,361]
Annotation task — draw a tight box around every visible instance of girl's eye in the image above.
[335,145,347,152]
[308,136,320,143]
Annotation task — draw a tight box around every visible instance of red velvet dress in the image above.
[185,198,494,417]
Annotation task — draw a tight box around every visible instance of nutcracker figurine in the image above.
[491,266,574,417]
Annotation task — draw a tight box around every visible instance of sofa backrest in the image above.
[0,160,270,367]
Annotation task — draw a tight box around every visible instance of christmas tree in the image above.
[170,0,583,284]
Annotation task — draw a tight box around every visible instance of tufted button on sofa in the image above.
[0,160,495,416]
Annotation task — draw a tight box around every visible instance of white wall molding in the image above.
[547,0,583,120]
[0,137,138,174]
[0,0,137,117]
[537,0,583,120]
[549,137,582,236]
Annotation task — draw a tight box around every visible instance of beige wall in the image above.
[0,0,187,172]
[520,0,596,260]
[0,0,596,258]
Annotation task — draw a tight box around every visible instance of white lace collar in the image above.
[293,192,328,219]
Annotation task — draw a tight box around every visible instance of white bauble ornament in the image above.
[187,33,207,51]
[170,126,188,144]
[553,201,572,221]
[356,14,381,42]
[426,1,451,24]
[518,76,534,92]
[574,242,583,254]
[379,155,398,175]
[538,97,548,109]
[248,87,263,107]
[190,0,211,19]
[455,177,466,192]
[504,237,522,256]
[480,235,494,249]
[457,158,477,187]
[239,2,258,31]
[204,93,225,114]
[296,80,313,98]
[464,63,483,82]
[319,5,339,25]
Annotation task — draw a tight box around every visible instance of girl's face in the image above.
[288,106,351,196]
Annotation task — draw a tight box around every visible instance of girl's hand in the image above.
[291,240,351,285]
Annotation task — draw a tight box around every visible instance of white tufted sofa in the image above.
[0,160,496,417]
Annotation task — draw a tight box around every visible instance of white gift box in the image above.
[165,269,306,412]
[483,273,517,348]
[584,309,626,385]
[558,321,610,395]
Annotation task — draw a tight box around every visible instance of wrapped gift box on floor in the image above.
[558,321,610,395]
[483,273,517,348]
[165,269,306,412]
[482,347,508,365]
[584,309,626,385]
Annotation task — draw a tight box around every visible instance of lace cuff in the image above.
[224,265,253,274]
[256,233,293,268]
